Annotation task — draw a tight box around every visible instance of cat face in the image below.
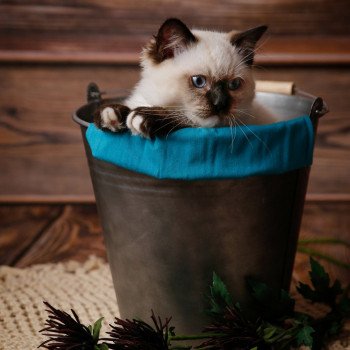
[141,19,267,127]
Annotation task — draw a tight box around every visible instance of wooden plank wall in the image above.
[0,3,349,198]
[1,0,349,202]
[0,1,349,280]
[0,203,349,284]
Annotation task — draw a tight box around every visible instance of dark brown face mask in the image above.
[206,81,231,115]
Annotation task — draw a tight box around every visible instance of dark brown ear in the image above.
[155,18,197,62]
[230,25,268,65]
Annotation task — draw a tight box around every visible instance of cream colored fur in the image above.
[102,28,277,135]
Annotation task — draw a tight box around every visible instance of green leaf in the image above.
[338,294,350,316]
[331,280,344,299]
[247,278,295,320]
[280,289,295,311]
[297,258,343,306]
[97,343,109,350]
[92,317,104,342]
[262,324,278,340]
[207,272,233,317]
[298,238,350,247]
[310,257,330,290]
[327,321,342,336]
[297,246,350,269]
[294,312,311,324]
[247,278,270,304]
[259,321,296,345]
[297,282,318,300]
[169,326,176,337]
[295,325,314,346]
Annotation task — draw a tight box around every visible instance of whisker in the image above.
[153,120,182,134]
[135,109,188,114]
[133,112,188,120]
[152,115,192,134]
[234,117,253,148]
[251,64,267,72]
[235,116,271,154]
[226,116,235,154]
[144,107,189,110]
[165,119,188,139]
[234,109,257,119]
[231,116,238,153]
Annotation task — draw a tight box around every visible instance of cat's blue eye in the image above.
[191,75,206,88]
[228,77,243,91]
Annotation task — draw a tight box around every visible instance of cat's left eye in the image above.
[228,77,243,91]
[191,75,206,88]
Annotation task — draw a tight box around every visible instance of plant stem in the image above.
[297,246,350,269]
[298,238,350,247]
[170,333,224,341]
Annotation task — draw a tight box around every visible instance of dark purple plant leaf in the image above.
[105,310,172,350]
[198,304,266,350]
[39,301,99,350]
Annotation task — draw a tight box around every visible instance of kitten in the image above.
[95,18,275,138]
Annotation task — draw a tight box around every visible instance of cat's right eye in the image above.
[191,75,206,88]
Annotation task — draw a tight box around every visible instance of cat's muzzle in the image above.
[206,81,231,115]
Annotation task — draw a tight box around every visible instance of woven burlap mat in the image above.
[0,257,349,350]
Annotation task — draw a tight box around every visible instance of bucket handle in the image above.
[255,80,329,120]
[296,89,329,120]
[87,82,102,103]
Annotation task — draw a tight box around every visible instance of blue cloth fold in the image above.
[86,116,314,180]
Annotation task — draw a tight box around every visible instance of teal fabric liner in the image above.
[86,116,314,180]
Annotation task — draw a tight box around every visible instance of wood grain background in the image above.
[1,65,349,201]
[0,203,348,284]
[0,1,349,280]
[1,1,350,201]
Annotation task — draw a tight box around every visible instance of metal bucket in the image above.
[73,87,327,332]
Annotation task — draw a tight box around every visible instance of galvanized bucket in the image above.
[73,85,327,332]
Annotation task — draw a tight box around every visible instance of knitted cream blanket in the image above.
[0,257,118,350]
[0,257,349,350]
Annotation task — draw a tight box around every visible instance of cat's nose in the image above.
[207,82,230,113]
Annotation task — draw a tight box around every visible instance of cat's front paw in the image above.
[101,107,121,131]
[94,104,130,132]
[126,111,151,138]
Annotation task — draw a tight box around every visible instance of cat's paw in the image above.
[126,111,150,138]
[100,107,121,131]
[94,104,130,132]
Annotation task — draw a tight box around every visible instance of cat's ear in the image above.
[154,18,197,62]
[230,25,268,65]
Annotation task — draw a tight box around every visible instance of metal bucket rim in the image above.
[72,91,326,128]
